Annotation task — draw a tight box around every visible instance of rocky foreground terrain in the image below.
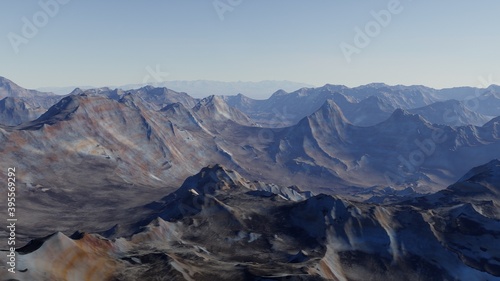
[1,161,499,280]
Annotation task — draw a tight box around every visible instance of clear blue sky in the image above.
[1,0,499,89]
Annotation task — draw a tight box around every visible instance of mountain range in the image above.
[223,83,499,127]
[0,76,499,280]
[36,80,315,99]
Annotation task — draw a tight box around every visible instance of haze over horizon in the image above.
[1,1,499,90]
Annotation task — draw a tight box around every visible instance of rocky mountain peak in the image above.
[304,99,350,130]
[386,108,429,124]
[179,164,247,195]
[270,89,289,97]
[193,95,252,125]
[21,95,81,128]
